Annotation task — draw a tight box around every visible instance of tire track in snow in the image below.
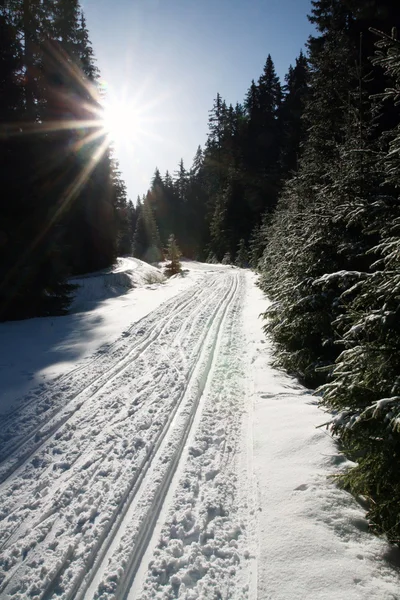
[0,271,238,599]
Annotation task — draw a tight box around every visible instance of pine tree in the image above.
[209,192,228,261]
[235,239,248,268]
[52,0,117,274]
[248,211,271,269]
[242,55,283,219]
[132,196,163,263]
[174,158,188,202]
[317,27,400,543]
[0,2,77,319]
[190,145,203,178]
[207,93,226,152]
[186,146,209,259]
[164,234,182,276]
[147,167,176,248]
[204,93,230,199]
[279,51,309,175]
[111,156,134,255]
[0,0,128,319]
[258,0,376,384]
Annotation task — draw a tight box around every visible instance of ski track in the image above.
[0,270,253,600]
[0,277,216,483]
[128,270,254,600]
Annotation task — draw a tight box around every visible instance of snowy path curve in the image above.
[0,270,252,600]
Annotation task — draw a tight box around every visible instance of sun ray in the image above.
[0,40,114,312]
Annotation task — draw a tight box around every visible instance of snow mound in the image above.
[70,257,165,312]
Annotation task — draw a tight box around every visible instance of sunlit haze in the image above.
[83,0,315,202]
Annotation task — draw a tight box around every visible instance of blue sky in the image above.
[83,0,315,201]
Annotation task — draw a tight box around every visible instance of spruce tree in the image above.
[164,234,182,276]
[235,239,248,268]
[259,0,378,384]
[0,0,128,319]
[111,156,134,255]
[132,196,163,263]
[0,3,76,319]
[317,27,400,543]
[279,51,309,175]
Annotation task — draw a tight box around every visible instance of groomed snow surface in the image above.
[0,260,399,599]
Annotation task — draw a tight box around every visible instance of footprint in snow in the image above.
[294,483,309,491]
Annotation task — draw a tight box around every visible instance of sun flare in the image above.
[102,99,143,145]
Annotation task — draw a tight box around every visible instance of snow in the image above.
[0,263,399,599]
[69,257,165,311]
[313,270,365,285]
[244,273,400,600]
[0,258,196,415]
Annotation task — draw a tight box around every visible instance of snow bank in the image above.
[69,257,165,312]
[244,272,400,600]
[0,258,197,415]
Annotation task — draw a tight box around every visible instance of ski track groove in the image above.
[92,273,240,600]
[0,278,217,485]
[0,281,207,462]
[0,274,213,425]
[0,278,211,461]
[131,270,248,600]
[0,271,243,600]
[0,278,222,550]
[64,273,239,600]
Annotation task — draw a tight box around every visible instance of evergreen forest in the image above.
[2,0,400,544]
[0,0,137,320]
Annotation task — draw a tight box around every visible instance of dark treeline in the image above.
[0,0,136,320]
[260,0,400,544]
[135,0,400,544]
[133,50,308,266]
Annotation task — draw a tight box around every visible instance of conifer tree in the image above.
[186,147,209,258]
[259,0,376,384]
[174,159,188,202]
[189,145,203,178]
[0,0,128,319]
[279,51,309,174]
[248,211,271,269]
[317,27,400,543]
[235,239,248,268]
[147,167,177,248]
[132,195,162,263]
[0,2,77,319]
[164,234,182,276]
[111,157,135,255]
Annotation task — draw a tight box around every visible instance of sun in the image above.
[102,99,143,146]
[98,82,174,156]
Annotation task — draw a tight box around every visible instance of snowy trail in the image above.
[0,278,213,482]
[2,266,399,600]
[0,269,252,600]
[84,272,240,600]
[130,270,254,600]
